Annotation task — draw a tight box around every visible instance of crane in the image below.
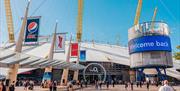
[4,0,15,43]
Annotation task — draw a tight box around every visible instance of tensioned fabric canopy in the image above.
[0,43,85,70]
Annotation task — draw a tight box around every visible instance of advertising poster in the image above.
[25,17,40,43]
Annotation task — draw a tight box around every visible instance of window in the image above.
[150,52,161,59]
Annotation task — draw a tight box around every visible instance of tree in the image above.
[174,45,180,60]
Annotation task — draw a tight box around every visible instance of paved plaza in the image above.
[77,85,180,91]
[15,85,180,91]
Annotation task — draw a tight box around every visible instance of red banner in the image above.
[55,33,66,51]
[71,43,78,57]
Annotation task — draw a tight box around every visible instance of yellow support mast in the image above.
[76,0,83,42]
[134,0,142,26]
[4,0,15,43]
[151,7,158,32]
[73,0,83,81]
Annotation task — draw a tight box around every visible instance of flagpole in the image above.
[42,21,58,85]
[60,34,72,86]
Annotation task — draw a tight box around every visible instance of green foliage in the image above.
[174,45,180,60]
[176,45,180,49]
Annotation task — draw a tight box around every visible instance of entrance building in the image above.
[79,62,130,84]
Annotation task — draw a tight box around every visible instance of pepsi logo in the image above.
[28,22,38,33]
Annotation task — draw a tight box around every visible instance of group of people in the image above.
[124,80,175,91]
[41,80,57,91]
[0,80,15,91]
[0,79,37,91]
[94,80,115,90]
[124,81,134,90]
[23,80,34,90]
[68,80,88,91]
[49,81,57,91]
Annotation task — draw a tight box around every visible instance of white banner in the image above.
[55,33,66,52]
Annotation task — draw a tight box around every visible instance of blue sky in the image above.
[0,0,180,52]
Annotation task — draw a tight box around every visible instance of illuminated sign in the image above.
[128,35,171,54]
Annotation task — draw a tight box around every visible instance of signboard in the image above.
[128,35,171,54]
[25,17,40,43]
[71,43,78,57]
[80,50,86,61]
[55,33,66,52]
[42,72,52,82]
[83,63,106,81]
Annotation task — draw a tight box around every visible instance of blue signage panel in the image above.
[80,50,86,61]
[42,72,52,81]
[25,18,40,42]
[128,35,171,54]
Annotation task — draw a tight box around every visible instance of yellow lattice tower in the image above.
[76,0,83,42]
[134,0,142,26]
[4,0,15,43]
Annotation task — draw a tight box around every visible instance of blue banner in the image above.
[80,50,86,61]
[128,35,171,54]
[42,72,52,81]
[25,17,40,42]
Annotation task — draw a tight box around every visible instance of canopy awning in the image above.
[0,48,85,70]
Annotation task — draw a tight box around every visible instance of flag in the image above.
[71,43,78,57]
[55,33,66,52]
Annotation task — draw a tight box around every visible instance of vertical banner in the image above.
[71,43,78,57]
[25,17,40,43]
[55,33,66,52]
[42,72,52,82]
[80,50,86,61]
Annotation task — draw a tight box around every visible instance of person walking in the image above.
[53,81,57,91]
[24,80,29,90]
[136,81,139,87]
[9,81,15,91]
[29,80,34,90]
[125,81,128,90]
[112,80,115,87]
[2,81,6,91]
[140,81,142,88]
[80,80,83,90]
[77,80,80,87]
[130,81,133,91]
[156,81,159,87]
[85,80,87,88]
[95,80,98,89]
[158,80,174,91]
[49,81,53,91]
[106,80,109,89]
[0,81,3,91]
[147,81,150,91]
[99,81,102,89]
